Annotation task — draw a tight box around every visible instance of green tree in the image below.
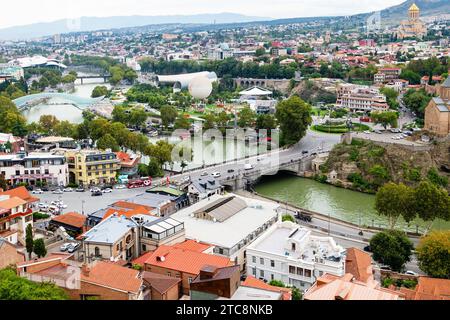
[61,74,77,84]
[416,231,450,279]
[38,115,60,135]
[129,107,148,128]
[427,168,449,188]
[292,287,303,300]
[25,224,34,259]
[96,134,120,152]
[282,215,295,223]
[202,113,217,131]
[370,230,414,272]
[256,114,277,131]
[0,174,7,191]
[160,105,178,129]
[0,267,68,300]
[370,111,398,130]
[174,115,191,130]
[91,86,109,98]
[237,107,257,128]
[33,239,47,258]
[412,181,450,232]
[375,183,415,229]
[275,96,312,146]
[112,105,129,125]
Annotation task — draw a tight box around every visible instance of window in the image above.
[270,260,275,268]
[252,268,256,276]
[271,274,274,281]
[297,268,304,276]
[167,272,171,277]
[142,245,147,252]
[260,270,264,278]
[289,266,296,274]
[291,243,296,251]
[252,256,256,264]
[260,258,264,265]
[25,170,29,175]
[94,247,100,257]
[305,270,312,278]
[188,277,193,284]
[45,169,49,175]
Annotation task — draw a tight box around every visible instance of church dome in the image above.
[409,3,420,12]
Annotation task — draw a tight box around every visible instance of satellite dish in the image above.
[189,76,213,99]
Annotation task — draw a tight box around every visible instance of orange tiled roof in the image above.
[145,245,232,275]
[113,201,154,212]
[1,187,39,203]
[101,207,154,221]
[115,152,140,168]
[173,240,213,253]
[242,276,292,300]
[51,212,86,229]
[408,277,450,300]
[305,273,400,300]
[345,248,374,284]
[82,261,142,294]
[132,251,155,267]
[0,197,27,210]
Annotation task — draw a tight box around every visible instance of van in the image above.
[244,164,254,170]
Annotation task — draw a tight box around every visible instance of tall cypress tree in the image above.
[25,224,34,260]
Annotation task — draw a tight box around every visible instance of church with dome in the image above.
[396,3,428,39]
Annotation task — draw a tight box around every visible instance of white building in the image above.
[207,44,234,61]
[0,153,69,187]
[171,194,280,273]
[337,85,389,113]
[246,221,346,291]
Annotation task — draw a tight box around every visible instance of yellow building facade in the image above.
[65,150,121,186]
[397,3,427,39]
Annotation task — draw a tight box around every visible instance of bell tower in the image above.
[408,3,420,21]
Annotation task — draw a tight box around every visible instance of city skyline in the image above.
[0,0,405,29]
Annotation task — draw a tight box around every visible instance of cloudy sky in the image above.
[0,0,405,29]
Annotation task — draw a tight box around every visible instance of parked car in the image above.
[90,187,101,193]
[380,265,392,271]
[201,172,209,177]
[41,186,50,192]
[67,243,80,253]
[91,190,103,197]
[302,151,309,155]
[63,187,73,192]
[38,203,49,210]
[102,188,113,193]
[75,187,85,192]
[60,243,72,252]
[32,189,44,194]
[114,184,126,190]
[244,164,253,170]
[211,172,221,178]
[227,169,235,173]
[405,270,419,276]
[53,189,63,194]
[363,245,372,253]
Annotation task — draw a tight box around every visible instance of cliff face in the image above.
[321,139,450,193]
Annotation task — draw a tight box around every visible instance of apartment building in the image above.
[0,187,38,245]
[337,85,389,113]
[0,152,68,187]
[246,221,346,291]
[81,215,139,264]
[64,150,120,186]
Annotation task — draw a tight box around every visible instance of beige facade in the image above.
[424,79,450,137]
[397,3,427,39]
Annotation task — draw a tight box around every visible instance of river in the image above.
[255,173,450,233]
[22,77,111,124]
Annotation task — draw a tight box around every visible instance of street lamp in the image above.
[82,200,85,216]
[328,211,331,236]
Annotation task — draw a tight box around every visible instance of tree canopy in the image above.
[370,230,414,272]
[275,96,312,146]
[416,231,450,279]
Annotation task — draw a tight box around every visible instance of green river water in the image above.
[255,174,450,233]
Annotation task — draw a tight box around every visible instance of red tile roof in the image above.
[345,248,374,284]
[82,261,142,294]
[115,152,141,168]
[145,245,232,275]
[1,187,39,204]
[0,197,27,210]
[401,277,450,300]
[51,212,86,229]
[242,276,292,300]
[173,240,213,253]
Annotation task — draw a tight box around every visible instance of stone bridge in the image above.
[219,153,319,191]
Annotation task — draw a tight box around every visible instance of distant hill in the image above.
[0,13,270,40]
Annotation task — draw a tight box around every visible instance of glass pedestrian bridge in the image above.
[13,93,104,110]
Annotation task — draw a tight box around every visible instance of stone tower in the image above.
[408,3,420,21]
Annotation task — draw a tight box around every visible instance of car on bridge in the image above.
[211,172,221,178]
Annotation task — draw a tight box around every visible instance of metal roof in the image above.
[194,196,247,222]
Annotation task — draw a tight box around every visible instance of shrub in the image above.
[269,280,286,288]
[282,215,295,223]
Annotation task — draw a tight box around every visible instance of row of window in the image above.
[251,256,275,268]
[289,266,312,278]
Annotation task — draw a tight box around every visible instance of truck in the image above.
[127,177,152,189]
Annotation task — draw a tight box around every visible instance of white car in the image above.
[211,172,221,178]
[102,188,113,193]
[405,271,419,276]
[38,203,49,210]
[32,189,44,194]
[63,188,73,192]
[244,164,254,170]
[364,131,371,134]
[114,184,126,190]
[60,243,72,252]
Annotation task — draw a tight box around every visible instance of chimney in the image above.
[81,264,90,277]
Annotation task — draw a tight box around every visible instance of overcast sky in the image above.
[0,0,405,29]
